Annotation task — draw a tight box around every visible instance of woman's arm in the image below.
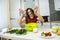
[18,14,24,24]
[34,6,44,24]
[36,12,44,24]
[18,9,25,26]
[18,17,25,27]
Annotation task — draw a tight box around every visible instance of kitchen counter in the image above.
[0,28,60,40]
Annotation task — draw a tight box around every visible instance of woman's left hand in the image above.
[34,6,38,13]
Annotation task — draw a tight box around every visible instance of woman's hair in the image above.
[25,8,36,19]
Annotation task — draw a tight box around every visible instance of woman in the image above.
[18,6,44,27]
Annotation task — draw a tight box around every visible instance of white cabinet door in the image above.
[0,0,10,29]
[10,0,20,28]
[24,0,35,10]
[39,0,50,16]
[0,0,6,28]
[54,0,60,11]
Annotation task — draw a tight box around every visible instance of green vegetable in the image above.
[52,26,60,31]
[6,29,27,34]
[6,29,18,34]
[41,32,44,36]
[16,29,27,34]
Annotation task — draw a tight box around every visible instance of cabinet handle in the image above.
[10,18,16,20]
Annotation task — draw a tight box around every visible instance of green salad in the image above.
[6,29,27,34]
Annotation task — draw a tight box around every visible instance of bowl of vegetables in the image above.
[51,26,60,35]
[25,23,38,31]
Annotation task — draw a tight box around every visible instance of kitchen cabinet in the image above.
[54,0,60,11]
[0,0,10,29]
[49,0,60,27]
[39,0,50,16]
[9,0,20,28]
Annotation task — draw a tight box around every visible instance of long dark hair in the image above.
[26,8,36,19]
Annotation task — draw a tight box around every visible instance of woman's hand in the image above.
[34,6,44,25]
[19,8,24,15]
[34,6,38,13]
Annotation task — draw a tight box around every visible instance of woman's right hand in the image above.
[34,6,38,13]
[19,8,24,15]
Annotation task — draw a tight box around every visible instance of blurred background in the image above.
[0,0,60,29]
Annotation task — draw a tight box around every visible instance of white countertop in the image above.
[0,28,60,40]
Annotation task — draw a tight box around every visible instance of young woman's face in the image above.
[27,9,33,16]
